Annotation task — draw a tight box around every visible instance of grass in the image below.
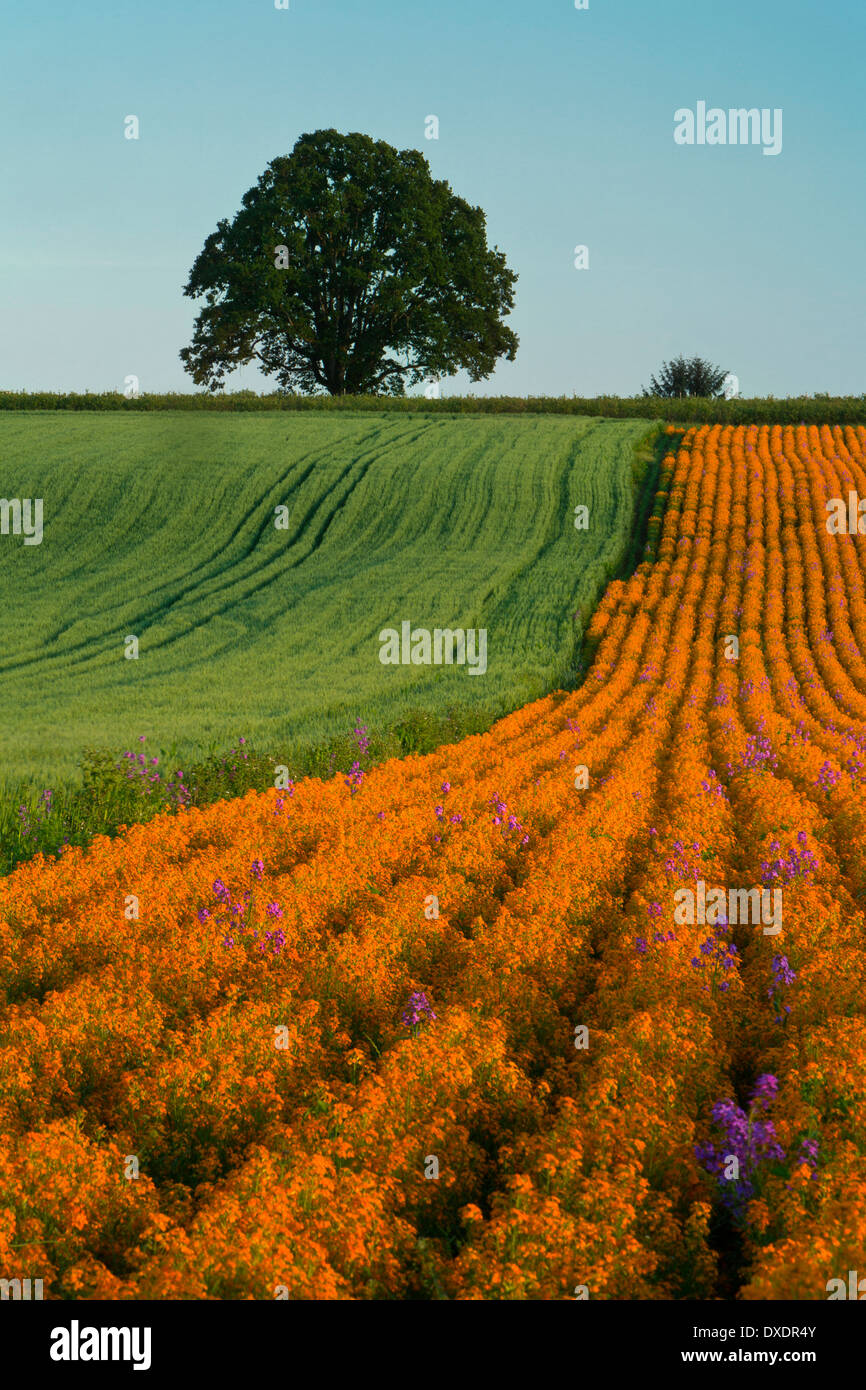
[0,411,649,788]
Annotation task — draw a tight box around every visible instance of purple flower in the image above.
[760,834,819,887]
[752,1073,779,1104]
[344,760,364,792]
[738,732,779,775]
[400,990,436,1030]
[695,1074,788,1221]
[816,760,840,793]
[768,954,796,1022]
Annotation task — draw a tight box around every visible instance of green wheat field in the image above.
[0,412,647,783]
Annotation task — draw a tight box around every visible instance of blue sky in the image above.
[2,0,864,396]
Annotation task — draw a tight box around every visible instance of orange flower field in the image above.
[3,422,866,1300]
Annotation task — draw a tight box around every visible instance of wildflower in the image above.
[738,732,778,774]
[400,991,436,1032]
[760,835,819,887]
[344,761,364,793]
[816,760,840,792]
[768,954,796,1023]
[695,1075,787,1221]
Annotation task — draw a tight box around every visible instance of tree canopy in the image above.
[642,355,729,398]
[180,130,519,396]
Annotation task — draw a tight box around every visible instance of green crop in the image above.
[0,411,647,785]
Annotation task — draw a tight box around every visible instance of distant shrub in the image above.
[3,390,866,424]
